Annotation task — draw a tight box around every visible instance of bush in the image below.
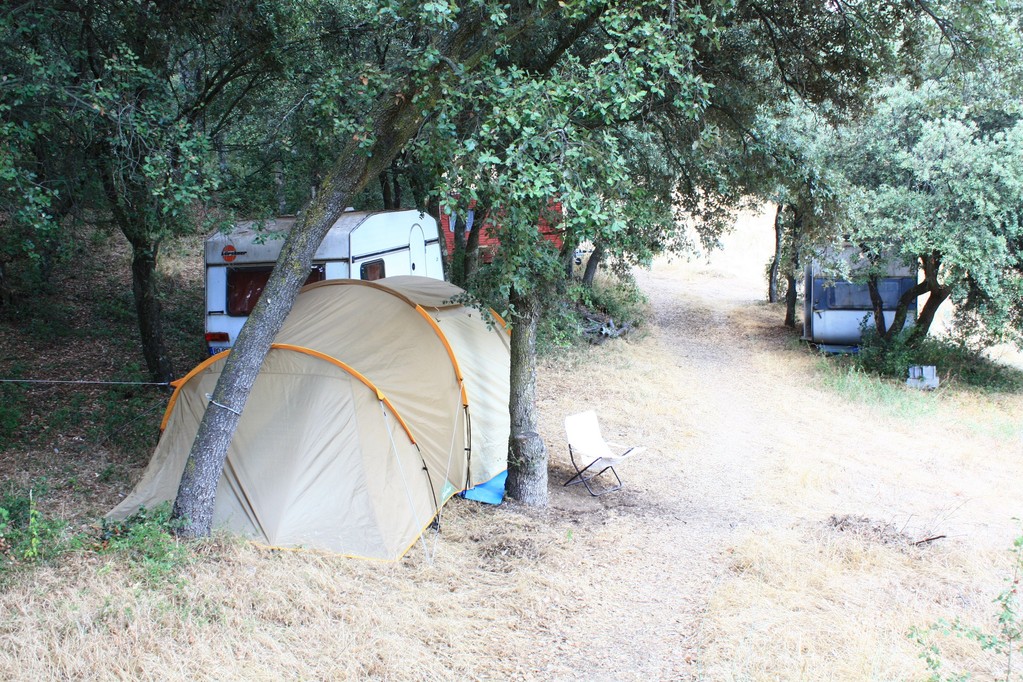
[855,329,917,378]
[535,272,649,355]
[0,487,70,571]
[536,300,583,354]
[910,532,1023,681]
[854,330,1023,393]
[97,503,191,584]
[580,271,648,327]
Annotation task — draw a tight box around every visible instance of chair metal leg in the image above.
[564,447,624,496]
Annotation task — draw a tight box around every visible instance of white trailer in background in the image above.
[802,247,917,351]
[204,209,443,355]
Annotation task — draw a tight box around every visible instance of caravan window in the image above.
[227,265,325,316]
[360,259,385,281]
[822,279,904,311]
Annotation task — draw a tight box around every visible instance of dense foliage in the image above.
[4,0,1022,520]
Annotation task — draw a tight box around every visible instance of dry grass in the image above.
[2,206,1023,680]
[700,527,1010,681]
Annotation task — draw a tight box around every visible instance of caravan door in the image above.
[409,223,427,276]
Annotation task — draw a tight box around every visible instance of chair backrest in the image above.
[565,411,613,459]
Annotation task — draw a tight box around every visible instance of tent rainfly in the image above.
[108,276,511,561]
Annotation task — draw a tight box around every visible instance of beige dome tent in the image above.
[108,277,510,560]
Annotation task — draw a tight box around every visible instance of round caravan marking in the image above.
[221,244,241,262]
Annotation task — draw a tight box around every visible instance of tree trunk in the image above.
[912,287,950,343]
[462,209,483,284]
[867,275,890,337]
[450,213,467,287]
[173,86,439,537]
[908,252,950,346]
[768,203,782,303]
[97,160,175,383]
[784,272,798,328]
[380,170,394,209]
[130,239,175,383]
[505,284,549,507]
[171,6,570,535]
[783,204,802,329]
[391,170,402,208]
[0,261,11,305]
[559,239,575,281]
[582,241,604,288]
[867,253,949,346]
[275,159,287,215]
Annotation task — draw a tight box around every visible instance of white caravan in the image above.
[204,209,443,355]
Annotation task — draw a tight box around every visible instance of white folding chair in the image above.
[563,411,645,496]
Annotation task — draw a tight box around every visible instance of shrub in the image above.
[579,271,648,328]
[97,503,191,584]
[0,488,70,571]
[853,330,1023,393]
[536,271,649,355]
[855,328,917,379]
[910,532,1023,681]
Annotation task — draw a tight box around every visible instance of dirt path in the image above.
[535,211,1023,679]
[532,222,801,678]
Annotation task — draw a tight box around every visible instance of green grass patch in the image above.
[97,504,191,585]
[816,357,935,420]
[0,484,194,587]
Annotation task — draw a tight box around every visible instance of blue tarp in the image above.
[460,470,507,505]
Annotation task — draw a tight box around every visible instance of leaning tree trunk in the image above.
[171,6,572,535]
[129,238,175,383]
[867,275,891,338]
[505,284,549,507]
[173,86,440,538]
[867,253,950,346]
[908,252,951,346]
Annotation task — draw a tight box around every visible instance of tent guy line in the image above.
[205,393,242,415]
[0,378,171,386]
